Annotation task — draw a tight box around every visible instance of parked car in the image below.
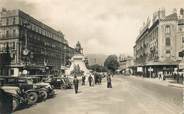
[49,77,63,89]
[0,85,28,111]
[45,76,72,89]
[0,76,43,107]
[62,77,73,89]
[29,76,55,99]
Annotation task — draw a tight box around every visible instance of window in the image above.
[165,25,171,34]
[182,37,184,43]
[13,17,16,25]
[11,69,14,75]
[166,37,171,46]
[13,29,16,36]
[166,50,170,54]
[6,18,9,25]
[6,30,9,37]
[10,42,15,49]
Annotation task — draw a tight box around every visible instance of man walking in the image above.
[99,75,102,84]
[88,75,93,87]
[73,75,79,94]
[82,75,86,86]
[107,74,112,88]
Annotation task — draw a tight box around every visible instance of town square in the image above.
[0,0,184,114]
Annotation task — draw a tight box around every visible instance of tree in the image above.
[104,55,119,73]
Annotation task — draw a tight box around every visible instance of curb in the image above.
[168,83,184,88]
[131,76,184,88]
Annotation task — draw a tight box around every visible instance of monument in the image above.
[65,41,90,76]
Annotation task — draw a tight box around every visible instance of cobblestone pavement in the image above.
[14,75,183,114]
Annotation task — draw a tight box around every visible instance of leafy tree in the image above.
[104,55,119,73]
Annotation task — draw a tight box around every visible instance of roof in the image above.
[161,13,178,21]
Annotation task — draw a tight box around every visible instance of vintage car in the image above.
[0,76,46,109]
[0,85,28,111]
[62,77,73,89]
[45,76,72,89]
[29,76,55,99]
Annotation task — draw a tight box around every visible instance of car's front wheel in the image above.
[27,92,38,105]
[40,90,48,100]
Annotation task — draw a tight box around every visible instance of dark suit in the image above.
[73,78,79,94]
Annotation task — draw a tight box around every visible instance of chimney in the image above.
[1,8,7,12]
[159,8,165,19]
[180,8,184,18]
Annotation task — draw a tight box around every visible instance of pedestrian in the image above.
[73,75,79,94]
[88,75,93,87]
[94,73,97,85]
[107,75,112,88]
[98,74,102,84]
[82,75,86,86]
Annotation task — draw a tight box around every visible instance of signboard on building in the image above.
[148,67,153,72]
[179,62,184,69]
[137,67,143,72]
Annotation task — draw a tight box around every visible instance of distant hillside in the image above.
[85,54,108,66]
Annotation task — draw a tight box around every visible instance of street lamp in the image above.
[64,45,66,66]
[22,21,30,75]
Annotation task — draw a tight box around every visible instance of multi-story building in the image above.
[118,55,134,74]
[134,8,184,77]
[0,8,75,76]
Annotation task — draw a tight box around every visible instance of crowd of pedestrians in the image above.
[73,72,113,94]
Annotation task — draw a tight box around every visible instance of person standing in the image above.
[73,75,79,94]
[98,74,102,84]
[94,73,97,85]
[107,75,112,88]
[88,75,93,87]
[82,75,86,86]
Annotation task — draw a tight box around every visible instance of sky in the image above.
[0,0,183,56]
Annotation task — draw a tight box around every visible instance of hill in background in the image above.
[85,54,108,66]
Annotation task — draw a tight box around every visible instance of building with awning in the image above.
[134,8,184,77]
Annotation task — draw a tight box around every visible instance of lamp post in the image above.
[22,21,30,75]
[64,45,66,66]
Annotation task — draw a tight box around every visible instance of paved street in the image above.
[14,75,183,114]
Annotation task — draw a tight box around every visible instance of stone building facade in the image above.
[118,55,134,75]
[0,8,75,76]
[134,8,184,77]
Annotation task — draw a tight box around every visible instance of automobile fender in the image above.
[25,90,38,94]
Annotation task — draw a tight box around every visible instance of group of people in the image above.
[73,73,112,94]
